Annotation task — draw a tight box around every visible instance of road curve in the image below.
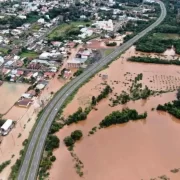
[18,1,166,180]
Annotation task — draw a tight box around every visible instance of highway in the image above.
[18,1,166,180]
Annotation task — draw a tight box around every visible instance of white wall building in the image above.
[93,20,114,31]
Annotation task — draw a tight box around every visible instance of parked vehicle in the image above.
[0,119,14,136]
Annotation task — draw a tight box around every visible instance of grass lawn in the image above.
[48,21,91,40]
[20,51,39,59]
[153,33,180,40]
[103,48,114,56]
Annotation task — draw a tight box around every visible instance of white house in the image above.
[38,18,45,24]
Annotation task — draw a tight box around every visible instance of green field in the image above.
[20,51,39,59]
[48,21,90,40]
[153,33,180,40]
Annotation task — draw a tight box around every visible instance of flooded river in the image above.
[49,47,180,180]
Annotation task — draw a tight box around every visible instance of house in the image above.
[21,93,33,99]
[44,72,55,78]
[38,18,45,24]
[39,52,62,60]
[78,28,93,39]
[76,48,92,57]
[27,89,36,96]
[67,58,87,68]
[11,29,22,36]
[16,99,33,108]
[51,41,62,47]
[92,20,114,31]
[18,15,27,19]
[0,56,4,66]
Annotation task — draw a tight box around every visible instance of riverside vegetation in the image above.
[128,56,180,66]
[99,108,147,128]
[64,130,84,177]
[156,89,180,119]
[88,108,147,135]
[38,121,61,180]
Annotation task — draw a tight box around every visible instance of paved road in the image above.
[18,1,166,180]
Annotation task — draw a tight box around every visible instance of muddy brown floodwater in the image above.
[49,46,180,180]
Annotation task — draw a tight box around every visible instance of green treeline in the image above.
[66,107,91,125]
[0,160,11,173]
[99,109,147,128]
[156,89,180,118]
[128,56,180,65]
[157,100,180,118]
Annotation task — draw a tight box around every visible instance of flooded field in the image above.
[0,82,29,114]
[49,46,180,180]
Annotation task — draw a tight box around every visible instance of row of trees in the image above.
[99,108,147,128]
[128,56,180,65]
[91,85,112,105]
[66,107,88,125]
[0,160,11,173]
[38,120,62,178]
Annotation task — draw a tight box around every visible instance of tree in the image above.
[177,88,180,99]
[45,135,60,151]
[71,130,83,141]
[50,156,56,162]
[91,96,96,105]
[64,136,74,147]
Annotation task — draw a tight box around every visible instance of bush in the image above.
[22,139,28,146]
[71,130,83,141]
[0,160,11,173]
[64,136,75,147]
[106,42,117,46]
[73,69,83,76]
[50,156,56,162]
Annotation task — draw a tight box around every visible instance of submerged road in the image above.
[18,1,166,180]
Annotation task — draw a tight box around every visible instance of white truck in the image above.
[0,119,14,136]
